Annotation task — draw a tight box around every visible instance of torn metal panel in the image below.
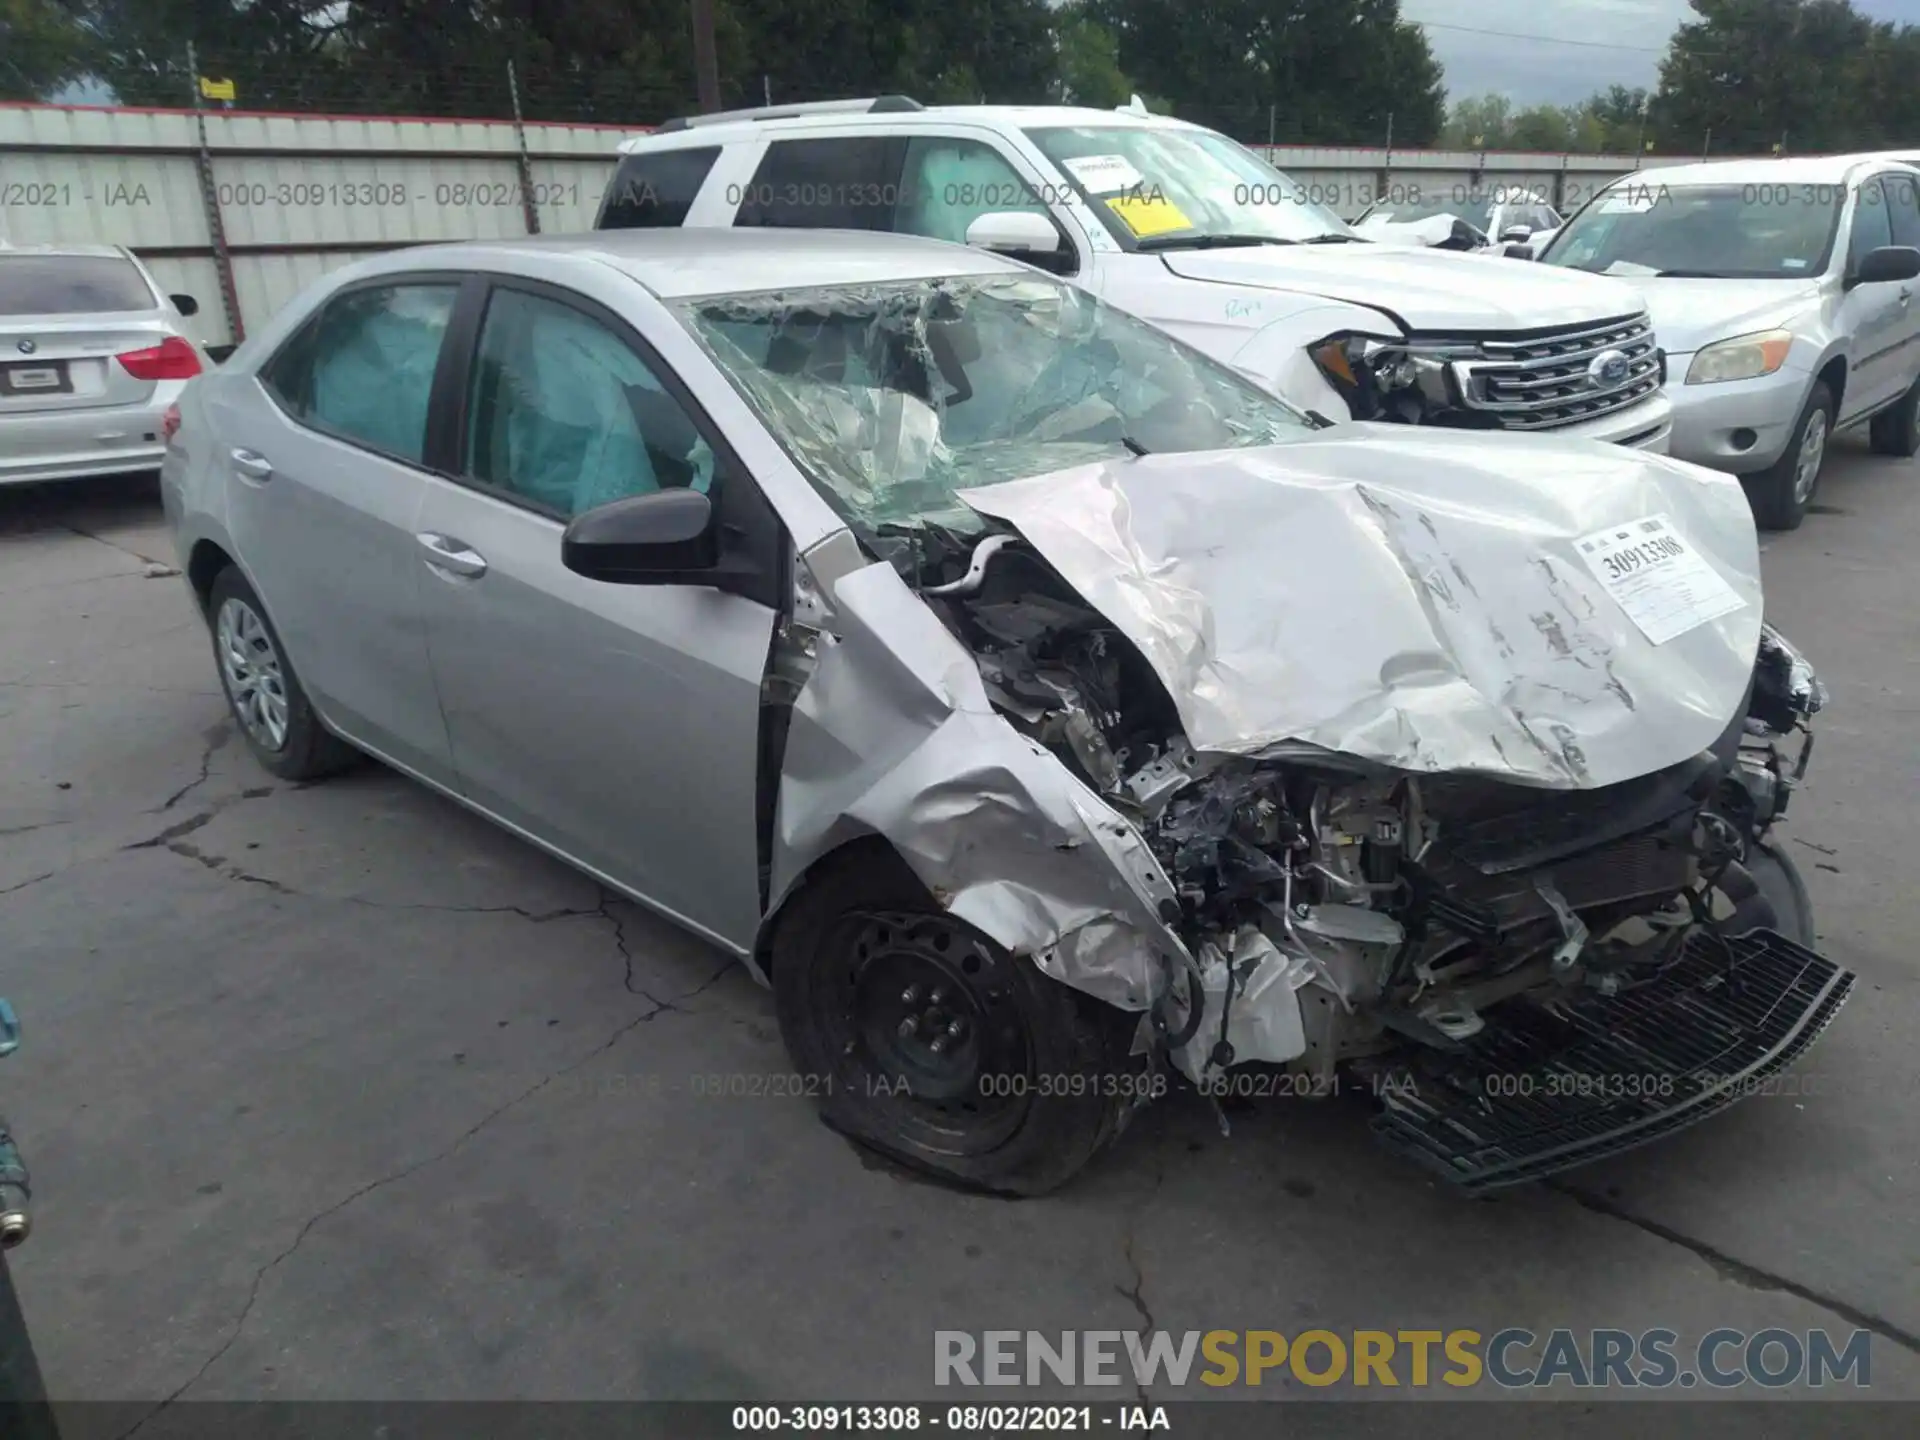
[769,559,1190,1011]
[959,428,1764,789]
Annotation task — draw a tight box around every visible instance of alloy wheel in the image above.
[216,597,290,751]
[1793,408,1829,504]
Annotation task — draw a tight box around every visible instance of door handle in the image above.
[416,532,488,579]
[231,448,273,481]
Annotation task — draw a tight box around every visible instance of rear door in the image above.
[1879,170,1920,395]
[412,275,784,949]
[214,275,464,785]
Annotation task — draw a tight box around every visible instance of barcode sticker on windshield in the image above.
[1575,514,1746,644]
[1063,154,1145,195]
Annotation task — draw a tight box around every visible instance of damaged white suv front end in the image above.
[680,268,1849,1196]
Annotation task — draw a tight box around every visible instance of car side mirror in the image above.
[1848,244,1920,288]
[562,488,717,583]
[1503,243,1537,260]
[170,293,200,317]
[964,211,1067,271]
[1499,225,1533,243]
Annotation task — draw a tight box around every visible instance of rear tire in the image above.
[207,567,357,783]
[1868,376,1920,457]
[771,844,1143,1196]
[1745,381,1833,532]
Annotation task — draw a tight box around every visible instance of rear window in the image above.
[597,147,721,229]
[734,137,904,230]
[0,255,155,316]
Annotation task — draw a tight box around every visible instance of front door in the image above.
[1837,178,1908,421]
[413,279,781,949]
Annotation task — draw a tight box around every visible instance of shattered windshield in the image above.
[673,273,1310,544]
[1024,125,1353,248]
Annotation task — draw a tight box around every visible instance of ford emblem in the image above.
[1588,348,1630,388]
[16,340,35,355]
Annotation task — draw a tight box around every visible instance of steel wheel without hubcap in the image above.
[1792,407,1828,504]
[814,911,1035,1158]
[216,596,290,751]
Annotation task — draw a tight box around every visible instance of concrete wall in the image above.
[3,102,1731,348]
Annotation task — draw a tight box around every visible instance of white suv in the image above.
[595,98,1674,451]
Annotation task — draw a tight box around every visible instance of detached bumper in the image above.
[1664,359,1808,473]
[1371,928,1855,1191]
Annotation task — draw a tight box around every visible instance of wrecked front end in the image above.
[684,272,1851,1193]
[773,440,1850,1192]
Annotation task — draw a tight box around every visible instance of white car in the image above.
[596,98,1672,451]
[1352,193,1564,254]
[1538,155,1920,529]
[0,243,211,487]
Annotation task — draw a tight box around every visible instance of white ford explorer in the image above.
[595,97,1674,451]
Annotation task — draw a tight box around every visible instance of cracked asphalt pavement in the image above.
[2,453,1917,1410]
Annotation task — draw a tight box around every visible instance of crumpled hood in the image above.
[1158,244,1647,332]
[1633,277,1822,355]
[956,427,1764,790]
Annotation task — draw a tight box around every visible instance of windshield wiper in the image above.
[1121,435,1151,456]
[1136,233,1291,253]
[1300,233,1365,243]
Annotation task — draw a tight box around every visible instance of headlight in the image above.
[1685,329,1794,384]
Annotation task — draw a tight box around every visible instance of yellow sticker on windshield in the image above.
[1106,190,1193,238]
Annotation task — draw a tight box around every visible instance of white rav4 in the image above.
[596,98,1675,452]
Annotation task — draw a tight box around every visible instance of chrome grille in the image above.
[1448,314,1662,432]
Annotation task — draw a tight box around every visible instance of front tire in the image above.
[207,567,356,783]
[771,844,1142,1196]
[1745,381,1834,532]
[1869,376,1920,457]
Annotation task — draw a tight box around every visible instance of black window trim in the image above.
[255,270,472,474]
[431,272,788,611]
[1848,176,1895,274]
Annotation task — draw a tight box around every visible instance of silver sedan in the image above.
[163,229,1849,1196]
[1,243,210,487]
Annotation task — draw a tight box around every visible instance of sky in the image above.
[1402,0,1920,106]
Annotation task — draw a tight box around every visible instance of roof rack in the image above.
[654,95,923,134]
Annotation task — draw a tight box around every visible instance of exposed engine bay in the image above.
[910,524,1851,1188]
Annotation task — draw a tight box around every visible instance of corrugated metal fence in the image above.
[2,101,1732,350]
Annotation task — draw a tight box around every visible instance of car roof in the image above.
[0,242,135,261]
[364,227,1028,299]
[615,103,1200,153]
[1617,155,1920,190]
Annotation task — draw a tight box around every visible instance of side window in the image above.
[597,147,720,229]
[734,138,903,230]
[464,287,714,519]
[1883,173,1920,249]
[896,136,1054,245]
[261,283,455,464]
[1849,179,1894,271]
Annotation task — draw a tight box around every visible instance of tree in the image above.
[0,0,92,100]
[1653,0,1880,154]
[1054,5,1133,108]
[1089,0,1444,145]
[1442,93,1512,149]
